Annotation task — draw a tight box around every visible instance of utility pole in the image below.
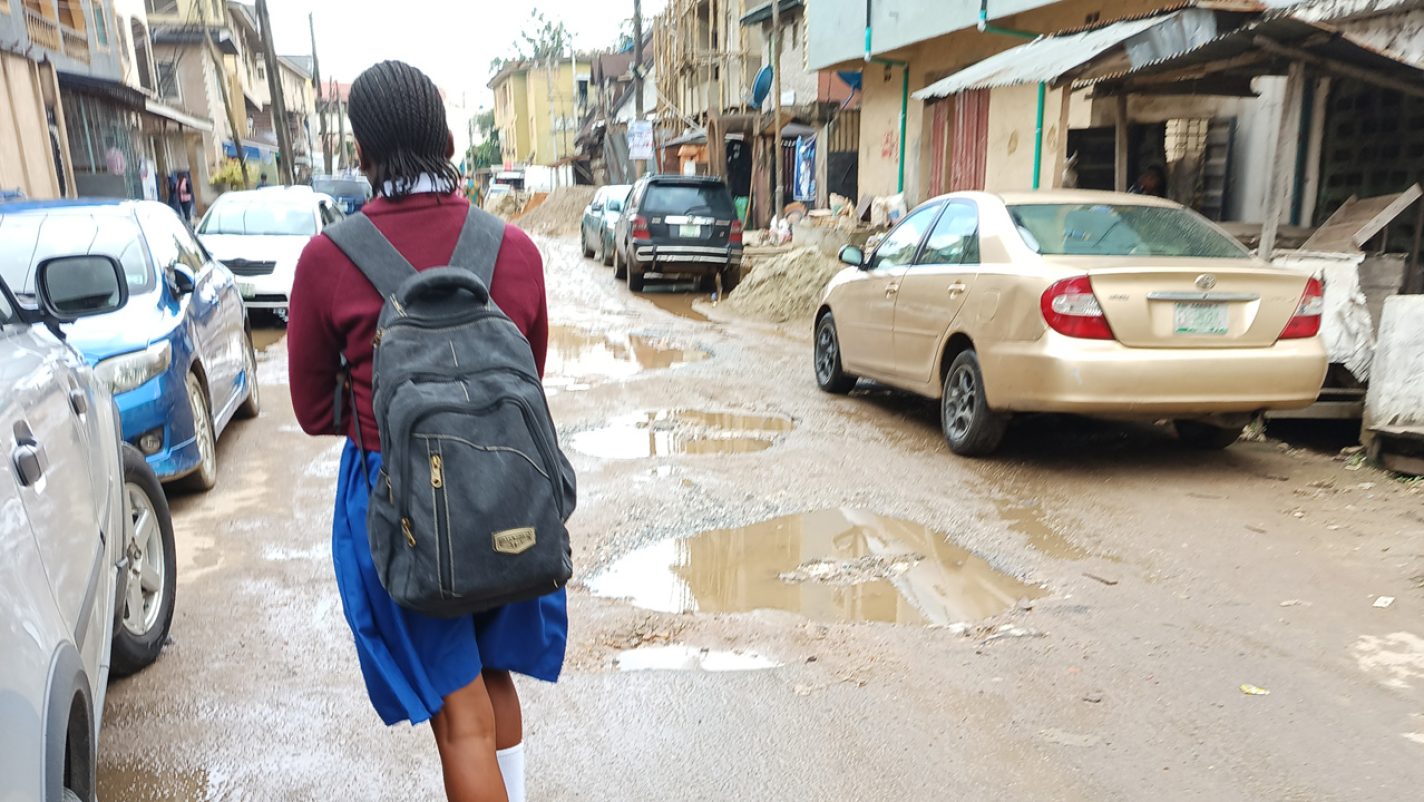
[771,0,783,219]
[633,0,645,177]
[198,0,246,188]
[310,13,330,176]
[256,0,294,185]
[335,79,347,173]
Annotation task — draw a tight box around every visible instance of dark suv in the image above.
[612,175,743,293]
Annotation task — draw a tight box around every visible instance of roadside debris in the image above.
[723,247,843,323]
[1083,572,1119,586]
[516,186,598,236]
[1374,596,1396,609]
[1240,684,1271,696]
[981,624,1045,644]
[1279,599,1311,607]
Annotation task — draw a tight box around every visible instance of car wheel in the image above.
[112,444,176,677]
[64,789,82,802]
[1175,420,1243,450]
[941,350,1008,457]
[601,236,614,266]
[613,245,627,279]
[176,372,218,492]
[628,261,646,293]
[721,265,741,294]
[814,313,857,395]
[235,333,261,419]
[581,229,594,258]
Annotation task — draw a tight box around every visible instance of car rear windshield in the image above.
[1008,203,1249,258]
[642,183,735,217]
[200,198,316,237]
[0,211,153,294]
[312,178,370,198]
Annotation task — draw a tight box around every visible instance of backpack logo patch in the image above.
[493,527,537,555]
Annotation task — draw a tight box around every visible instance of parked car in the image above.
[612,175,743,293]
[813,190,1328,456]
[196,186,343,320]
[312,175,373,215]
[0,199,260,490]
[1,254,176,802]
[581,184,631,266]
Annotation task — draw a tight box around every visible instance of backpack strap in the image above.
[323,212,417,301]
[447,204,505,288]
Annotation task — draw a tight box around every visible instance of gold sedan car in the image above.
[813,190,1328,456]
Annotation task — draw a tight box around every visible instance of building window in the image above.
[23,0,57,21]
[56,0,86,30]
[157,61,181,102]
[93,2,108,44]
[145,0,179,15]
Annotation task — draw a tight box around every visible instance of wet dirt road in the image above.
[98,237,1424,800]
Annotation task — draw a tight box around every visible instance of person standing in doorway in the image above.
[258,172,271,188]
[286,60,563,802]
[176,171,195,223]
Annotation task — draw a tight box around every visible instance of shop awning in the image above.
[56,72,148,108]
[144,99,213,133]
[913,9,1221,100]
[223,141,277,161]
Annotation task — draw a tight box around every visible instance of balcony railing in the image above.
[25,10,62,52]
[61,26,89,63]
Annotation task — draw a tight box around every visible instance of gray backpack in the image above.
[325,206,575,617]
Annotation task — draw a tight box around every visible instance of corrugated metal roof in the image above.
[913,15,1175,100]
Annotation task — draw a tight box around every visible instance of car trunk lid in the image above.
[1047,257,1311,348]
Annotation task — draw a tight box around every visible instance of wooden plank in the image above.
[1260,61,1306,260]
[1301,184,1423,252]
[1255,36,1424,101]
[1113,93,1128,192]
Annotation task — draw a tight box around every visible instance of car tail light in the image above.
[729,219,743,245]
[1279,277,1324,339]
[1040,276,1115,340]
[632,215,651,240]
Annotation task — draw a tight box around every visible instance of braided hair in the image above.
[348,61,460,199]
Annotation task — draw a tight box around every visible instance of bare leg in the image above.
[483,670,523,750]
[430,675,508,802]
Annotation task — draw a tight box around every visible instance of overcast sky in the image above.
[268,0,668,110]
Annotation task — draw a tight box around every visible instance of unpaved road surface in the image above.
[98,236,1424,800]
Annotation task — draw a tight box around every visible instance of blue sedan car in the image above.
[0,199,259,490]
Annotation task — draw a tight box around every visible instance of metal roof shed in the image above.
[1084,16,1424,256]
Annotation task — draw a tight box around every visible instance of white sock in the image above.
[496,742,526,802]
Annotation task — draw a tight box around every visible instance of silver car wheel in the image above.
[122,481,166,636]
[815,324,838,384]
[945,366,977,442]
[189,377,216,477]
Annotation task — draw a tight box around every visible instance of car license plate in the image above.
[1174,302,1228,335]
[238,281,256,300]
[678,224,701,238]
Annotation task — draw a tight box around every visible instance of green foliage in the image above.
[488,7,572,81]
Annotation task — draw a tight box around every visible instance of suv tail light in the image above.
[631,215,651,240]
[1279,277,1324,339]
[729,219,743,245]
[1041,276,1115,340]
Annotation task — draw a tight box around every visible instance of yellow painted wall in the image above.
[983,83,1072,192]
[855,0,1175,203]
[522,60,588,167]
[494,71,530,165]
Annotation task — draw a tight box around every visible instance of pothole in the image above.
[544,326,707,393]
[642,290,711,322]
[614,645,779,672]
[588,508,1042,625]
[571,409,794,459]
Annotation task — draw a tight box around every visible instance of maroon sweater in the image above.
[287,192,548,451]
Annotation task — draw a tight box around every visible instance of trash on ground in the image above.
[1279,599,1311,607]
[1374,596,1396,609]
[1083,572,1119,586]
[1240,683,1271,696]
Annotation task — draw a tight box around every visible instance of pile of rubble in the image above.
[724,246,844,324]
[516,186,599,236]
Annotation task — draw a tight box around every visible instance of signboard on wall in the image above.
[628,121,654,161]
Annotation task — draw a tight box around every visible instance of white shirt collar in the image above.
[381,173,455,196]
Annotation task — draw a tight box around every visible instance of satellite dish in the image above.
[751,65,774,107]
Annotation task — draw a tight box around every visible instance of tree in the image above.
[520,8,570,61]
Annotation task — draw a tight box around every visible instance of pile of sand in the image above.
[484,192,524,220]
[515,186,598,236]
[724,247,844,324]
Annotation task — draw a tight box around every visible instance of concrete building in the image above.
[489,58,592,169]
[278,54,318,180]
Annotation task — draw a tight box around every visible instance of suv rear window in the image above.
[641,183,735,217]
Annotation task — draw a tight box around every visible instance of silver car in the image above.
[0,254,176,802]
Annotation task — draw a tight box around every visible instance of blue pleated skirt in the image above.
[332,441,567,726]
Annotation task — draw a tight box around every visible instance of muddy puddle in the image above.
[642,290,711,322]
[98,763,214,801]
[588,508,1041,625]
[993,499,1090,561]
[544,326,707,392]
[571,409,794,459]
[615,645,779,672]
[251,327,286,351]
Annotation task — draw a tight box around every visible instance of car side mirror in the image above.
[839,245,867,268]
[171,264,197,295]
[35,255,128,321]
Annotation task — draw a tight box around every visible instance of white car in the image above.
[196,187,345,319]
[0,254,175,801]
